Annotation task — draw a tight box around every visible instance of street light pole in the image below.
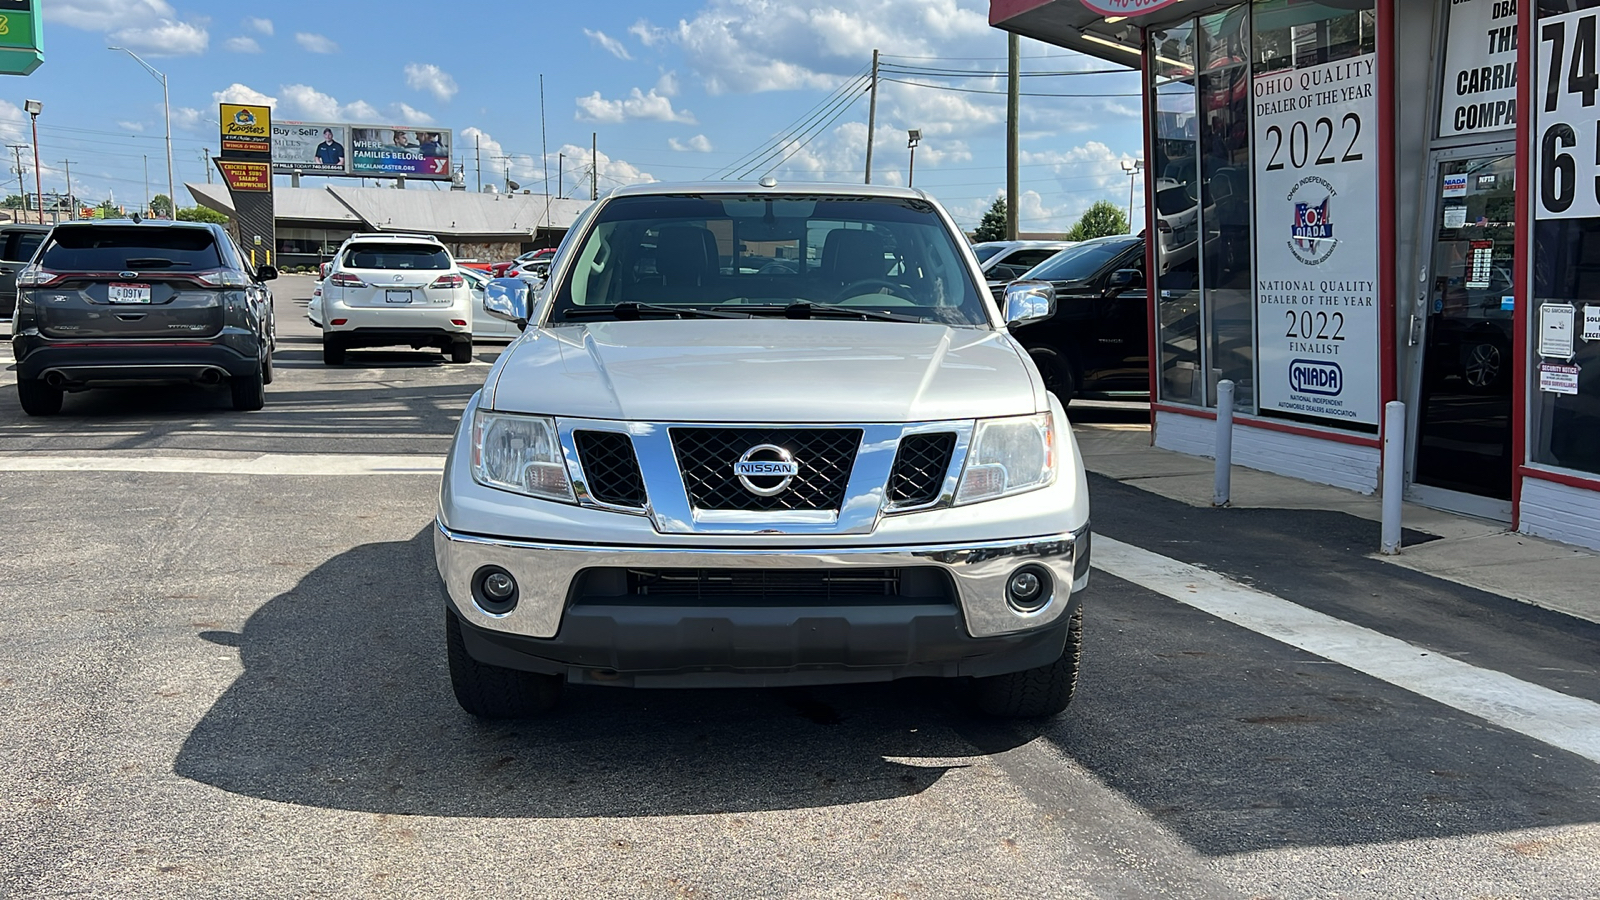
[109,47,175,219]
[1120,158,1144,233]
[25,100,42,224]
[906,129,921,189]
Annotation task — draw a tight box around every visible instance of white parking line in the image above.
[0,453,445,475]
[1094,535,1600,765]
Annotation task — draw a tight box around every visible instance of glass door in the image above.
[1409,153,1516,514]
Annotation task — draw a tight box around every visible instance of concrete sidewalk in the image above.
[1072,411,1600,627]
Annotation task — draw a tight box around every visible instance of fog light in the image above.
[1005,566,1052,614]
[471,565,519,615]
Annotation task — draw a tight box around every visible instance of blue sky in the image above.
[11,0,1146,233]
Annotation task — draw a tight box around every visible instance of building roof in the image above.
[987,0,1239,64]
[186,183,590,238]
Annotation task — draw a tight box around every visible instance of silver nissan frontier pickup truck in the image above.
[434,180,1090,718]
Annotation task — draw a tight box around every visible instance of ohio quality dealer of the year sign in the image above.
[1252,52,1381,428]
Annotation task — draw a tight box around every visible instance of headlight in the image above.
[470,411,574,502]
[955,412,1055,504]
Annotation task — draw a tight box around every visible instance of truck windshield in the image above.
[1023,237,1140,283]
[548,193,991,326]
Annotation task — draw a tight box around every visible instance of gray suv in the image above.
[0,223,50,323]
[10,220,277,415]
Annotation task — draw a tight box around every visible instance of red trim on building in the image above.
[1377,0,1397,410]
[988,0,1053,26]
[1151,402,1383,448]
[1519,465,1600,494]
[1510,0,1535,530]
[1141,25,1159,447]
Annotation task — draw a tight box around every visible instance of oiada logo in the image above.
[1286,176,1338,265]
[1289,359,1343,396]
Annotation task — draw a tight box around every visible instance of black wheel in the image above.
[322,335,346,366]
[973,608,1082,718]
[446,610,562,718]
[449,340,474,364]
[1461,340,1504,392]
[230,366,265,411]
[261,349,275,385]
[1027,345,1078,405]
[17,379,63,416]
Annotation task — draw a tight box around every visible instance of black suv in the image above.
[10,220,277,415]
[1001,234,1149,403]
[0,223,50,323]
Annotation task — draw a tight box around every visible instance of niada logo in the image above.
[1286,176,1338,266]
[1289,359,1343,396]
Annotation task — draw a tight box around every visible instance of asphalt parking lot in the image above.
[2,276,1597,898]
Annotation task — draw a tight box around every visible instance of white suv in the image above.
[319,232,474,365]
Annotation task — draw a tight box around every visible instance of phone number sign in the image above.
[1538,10,1600,218]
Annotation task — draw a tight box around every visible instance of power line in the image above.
[742,87,869,180]
[879,64,1132,77]
[729,78,870,180]
[879,77,1142,98]
[712,65,871,179]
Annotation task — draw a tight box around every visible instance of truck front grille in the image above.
[888,432,956,507]
[574,430,647,508]
[568,566,958,607]
[670,427,861,511]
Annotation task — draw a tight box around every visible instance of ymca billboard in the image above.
[272,120,452,181]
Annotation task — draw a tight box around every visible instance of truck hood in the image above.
[486,319,1040,423]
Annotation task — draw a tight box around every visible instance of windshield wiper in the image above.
[123,257,193,269]
[561,302,746,320]
[723,301,924,323]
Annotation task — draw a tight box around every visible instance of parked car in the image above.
[0,223,50,326]
[10,219,277,415]
[490,249,554,278]
[435,181,1091,720]
[317,232,474,365]
[1003,234,1150,403]
[505,258,550,282]
[458,265,517,340]
[971,240,1076,286]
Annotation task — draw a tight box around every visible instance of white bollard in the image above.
[1380,400,1406,555]
[1213,379,1234,507]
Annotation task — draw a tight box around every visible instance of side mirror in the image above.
[1105,268,1143,293]
[256,264,279,282]
[1003,280,1056,328]
[484,277,531,329]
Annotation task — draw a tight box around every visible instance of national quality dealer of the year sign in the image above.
[1252,53,1382,428]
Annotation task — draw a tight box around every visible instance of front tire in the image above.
[973,608,1082,718]
[446,610,562,718]
[1027,345,1077,405]
[449,340,474,364]
[17,379,63,416]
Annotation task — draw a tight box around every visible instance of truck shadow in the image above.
[174,527,1003,818]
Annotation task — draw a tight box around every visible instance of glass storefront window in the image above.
[1151,20,1204,406]
[1199,8,1255,409]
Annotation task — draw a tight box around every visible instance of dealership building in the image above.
[186,182,590,269]
[990,0,1600,550]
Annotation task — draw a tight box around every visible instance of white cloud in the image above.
[629,19,669,47]
[224,36,261,54]
[117,120,145,132]
[655,71,679,97]
[584,29,632,60]
[576,88,694,124]
[0,101,28,145]
[213,83,277,108]
[45,0,174,31]
[109,19,208,56]
[295,32,338,54]
[280,84,353,120]
[392,103,435,126]
[243,16,273,36]
[460,128,656,196]
[669,134,714,152]
[170,107,206,131]
[403,63,458,102]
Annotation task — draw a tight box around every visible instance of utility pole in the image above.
[1005,33,1020,240]
[143,155,150,217]
[60,159,75,218]
[558,153,564,198]
[475,133,481,192]
[864,48,879,184]
[200,149,212,183]
[26,100,43,224]
[539,73,550,229]
[8,144,27,215]
[591,132,597,201]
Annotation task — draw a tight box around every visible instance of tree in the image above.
[150,193,173,218]
[973,195,1007,242]
[2,194,22,210]
[177,205,229,224]
[1065,200,1128,241]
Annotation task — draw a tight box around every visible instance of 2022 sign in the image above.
[1538,11,1600,219]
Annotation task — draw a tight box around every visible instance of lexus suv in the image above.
[318,232,473,365]
[435,181,1092,719]
[10,219,276,415]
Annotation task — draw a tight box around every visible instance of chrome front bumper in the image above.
[434,520,1090,640]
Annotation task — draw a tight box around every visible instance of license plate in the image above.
[385,290,413,304]
[108,283,152,304]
